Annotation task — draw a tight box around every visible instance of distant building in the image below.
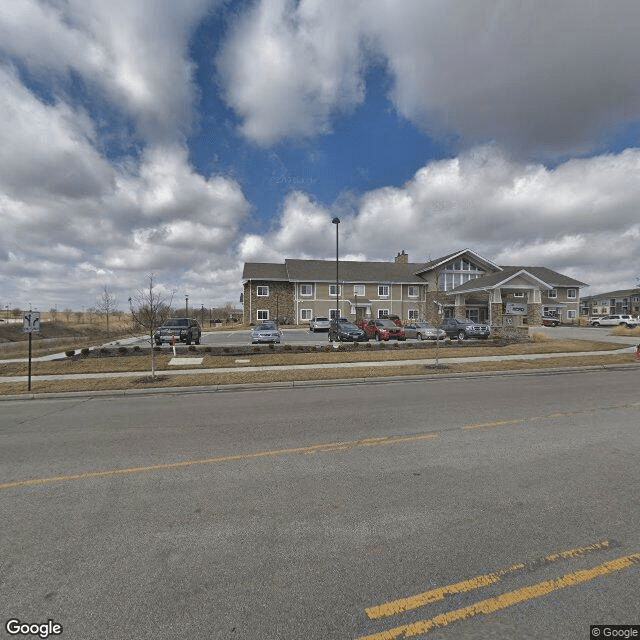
[580,288,640,318]
[242,248,587,326]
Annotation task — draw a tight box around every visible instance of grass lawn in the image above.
[1,336,637,396]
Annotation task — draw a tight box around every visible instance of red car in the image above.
[358,319,406,341]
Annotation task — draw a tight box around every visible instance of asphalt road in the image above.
[1,370,639,639]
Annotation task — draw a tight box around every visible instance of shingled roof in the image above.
[450,266,587,293]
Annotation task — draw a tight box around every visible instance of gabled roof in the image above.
[449,266,587,294]
[242,263,289,281]
[284,259,427,283]
[414,248,502,275]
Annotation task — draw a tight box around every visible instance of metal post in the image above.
[28,331,32,391]
[331,217,340,340]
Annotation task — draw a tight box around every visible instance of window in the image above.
[257,286,269,297]
[257,310,269,320]
[329,284,342,296]
[377,308,389,319]
[378,285,389,298]
[408,285,419,297]
[567,310,576,319]
[329,309,340,319]
[353,284,365,296]
[299,283,313,296]
[567,288,577,299]
[408,309,418,320]
[548,289,557,298]
[300,309,312,321]
[513,292,525,298]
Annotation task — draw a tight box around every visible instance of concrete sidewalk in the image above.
[1,344,637,384]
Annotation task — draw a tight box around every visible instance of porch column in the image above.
[454,294,465,318]
[489,288,503,327]
[528,288,542,325]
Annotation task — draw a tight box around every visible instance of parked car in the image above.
[328,320,369,342]
[358,318,406,341]
[154,318,201,345]
[403,322,446,340]
[309,316,330,332]
[387,315,403,327]
[439,317,490,340]
[251,323,281,344]
[542,314,560,327]
[589,314,638,328]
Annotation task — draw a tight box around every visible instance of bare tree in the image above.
[96,285,118,336]
[128,274,173,379]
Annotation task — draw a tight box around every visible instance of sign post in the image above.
[23,311,41,391]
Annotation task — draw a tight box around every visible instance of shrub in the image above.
[204,345,213,353]
[133,345,141,352]
[81,348,90,356]
[65,349,75,357]
[117,346,128,355]
[100,347,110,355]
[188,345,197,352]
[284,344,293,351]
[529,331,550,343]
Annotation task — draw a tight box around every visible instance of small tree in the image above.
[128,274,173,379]
[96,285,118,336]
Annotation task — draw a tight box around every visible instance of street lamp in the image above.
[185,294,189,316]
[331,217,340,341]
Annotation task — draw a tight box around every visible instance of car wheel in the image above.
[457,330,466,340]
[195,337,200,345]
[375,333,381,342]
[593,322,600,327]
[416,333,423,340]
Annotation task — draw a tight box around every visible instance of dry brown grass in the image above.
[611,325,640,337]
[1,336,637,396]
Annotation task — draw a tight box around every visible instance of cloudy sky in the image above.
[2,0,640,313]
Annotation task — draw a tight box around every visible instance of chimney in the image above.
[394,250,408,264]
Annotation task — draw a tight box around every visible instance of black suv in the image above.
[439,317,490,340]
[154,318,202,345]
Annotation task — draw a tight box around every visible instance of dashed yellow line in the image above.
[0,432,437,491]
[359,553,640,639]
[365,540,613,619]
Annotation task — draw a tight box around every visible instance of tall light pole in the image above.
[185,294,189,316]
[331,217,340,341]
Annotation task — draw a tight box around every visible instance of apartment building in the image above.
[242,249,587,326]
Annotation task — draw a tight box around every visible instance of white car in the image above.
[589,314,638,328]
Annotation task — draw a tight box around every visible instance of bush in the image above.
[100,347,110,355]
[65,349,75,357]
[204,346,213,353]
[188,345,197,352]
[117,346,128,355]
[81,348,90,356]
[133,345,141,352]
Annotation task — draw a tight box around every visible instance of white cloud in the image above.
[218,0,640,156]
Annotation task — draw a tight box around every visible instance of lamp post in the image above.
[185,294,189,316]
[331,217,340,340]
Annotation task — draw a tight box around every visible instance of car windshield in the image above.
[415,322,432,328]
[255,324,274,331]
[315,317,328,322]
[377,319,397,328]
[341,323,359,330]
[163,319,188,327]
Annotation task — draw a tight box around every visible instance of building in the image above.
[242,249,587,327]
[580,288,640,318]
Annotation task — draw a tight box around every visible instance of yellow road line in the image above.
[359,553,640,640]
[0,432,437,491]
[365,540,613,619]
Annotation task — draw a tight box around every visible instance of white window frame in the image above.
[353,284,365,296]
[300,309,312,321]
[548,289,557,298]
[567,310,576,319]
[257,286,269,297]
[299,284,313,297]
[408,309,418,320]
[378,285,389,298]
[408,285,419,298]
[513,292,525,298]
[378,308,389,319]
[329,284,342,296]
[567,288,577,299]
[257,309,269,321]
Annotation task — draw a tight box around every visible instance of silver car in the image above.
[251,323,281,344]
[309,316,330,332]
[403,322,446,340]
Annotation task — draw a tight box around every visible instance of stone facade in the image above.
[243,280,295,324]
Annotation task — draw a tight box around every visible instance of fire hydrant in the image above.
[171,335,177,356]
[636,344,640,361]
